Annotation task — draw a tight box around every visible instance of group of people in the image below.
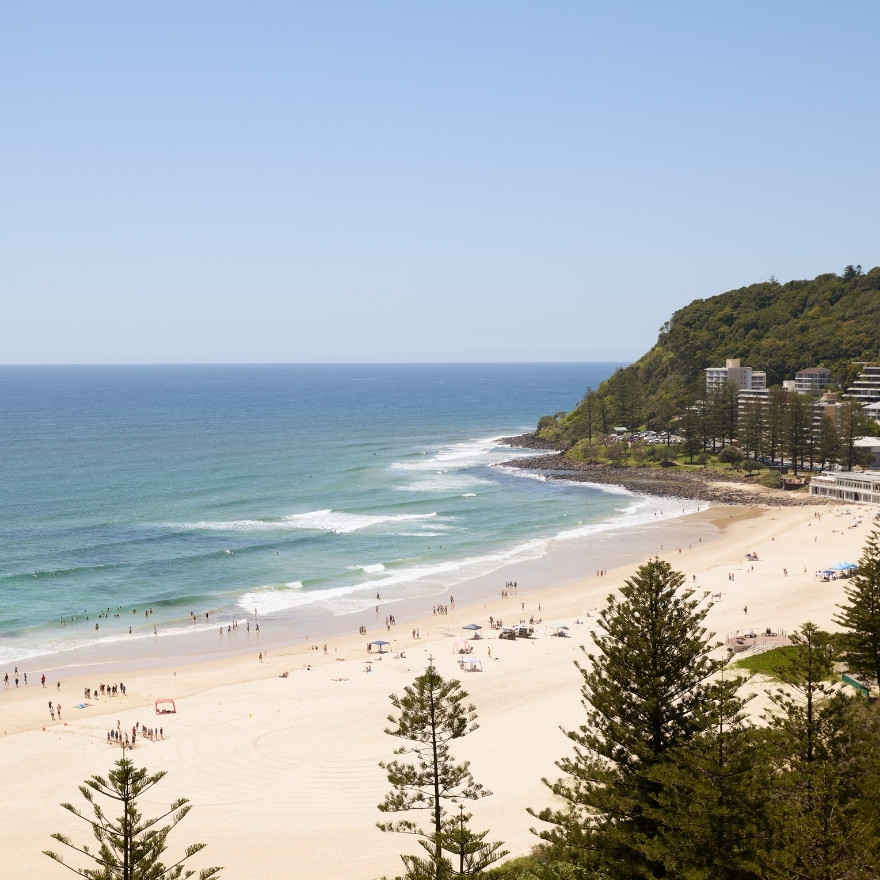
[2,668,58,689]
[84,682,126,699]
[220,618,259,635]
[106,720,165,747]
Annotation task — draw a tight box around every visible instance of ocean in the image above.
[0,363,700,672]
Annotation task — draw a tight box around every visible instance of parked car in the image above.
[498,627,517,640]
[513,624,534,638]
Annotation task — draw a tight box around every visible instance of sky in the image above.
[2,2,878,364]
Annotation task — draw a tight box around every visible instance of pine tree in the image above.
[834,528,880,687]
[767,622,835,765]
[640,671,768,880]
[378,660,493,879]
[44,754,221,880]
[761,623,876,880]
[532,558,720,878]
[437,806,508,877]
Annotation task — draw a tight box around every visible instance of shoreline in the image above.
[2,491,707,677]
[1,501,875,879]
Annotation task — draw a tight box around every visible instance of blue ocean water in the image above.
[0,363,671,667]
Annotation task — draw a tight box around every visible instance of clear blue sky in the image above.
[2,2,878,364]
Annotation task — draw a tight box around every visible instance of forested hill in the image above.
[543,266,880,442]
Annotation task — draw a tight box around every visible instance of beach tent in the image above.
[452,640,474,655]
[459,659,482,672]
[369,640,390,654]
[155,698,176,715]
[462,623,483,639]
[546,624,570,637]
[831,562,858,571]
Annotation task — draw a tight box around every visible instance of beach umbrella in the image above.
[369,639,390,654]
[831,562,858,570]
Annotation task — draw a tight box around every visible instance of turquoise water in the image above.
[0,363,675,666]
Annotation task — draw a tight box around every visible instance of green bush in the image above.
[718,446,745,464]
[758,470,782,489]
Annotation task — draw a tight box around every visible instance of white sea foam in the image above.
[494,467,549,483]
[173,510,439,534]
[237,581,365,615]
[238,581,305,616]
[231,493,703,618]
[349,563,386,574]
[395,474,491,493]
[493,464,633,495]
[390,435,514,473]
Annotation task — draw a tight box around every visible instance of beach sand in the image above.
[0,502,875,879]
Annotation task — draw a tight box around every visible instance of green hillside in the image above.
[543,265,880,445]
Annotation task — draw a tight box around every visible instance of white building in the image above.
[845,364,880,404]
[795,367,835,393]
[705,359,766,393]
[854,437,880,468]
[809,470,880,505]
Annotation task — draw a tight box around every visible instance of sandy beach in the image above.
[1,501,875,879]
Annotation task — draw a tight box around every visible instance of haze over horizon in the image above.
[2,3,878,365]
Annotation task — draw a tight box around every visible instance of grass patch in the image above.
[733,645,837,681]
[733,646,798,678]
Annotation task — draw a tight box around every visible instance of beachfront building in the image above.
[809,470,880,505]
[853,437,880,468]
[705,359,767,393]
[844,364,880,404]
[812,391,843,431]
[795,367,836,393]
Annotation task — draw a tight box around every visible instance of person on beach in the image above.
[258,652,263,663]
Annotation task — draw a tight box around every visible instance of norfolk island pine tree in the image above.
[45,753,221,880]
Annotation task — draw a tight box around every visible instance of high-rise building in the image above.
[845,364,880,404]
[705,358,766,392]
[795,367,835,393]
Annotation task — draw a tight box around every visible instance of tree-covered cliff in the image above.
[544,265,880,445]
